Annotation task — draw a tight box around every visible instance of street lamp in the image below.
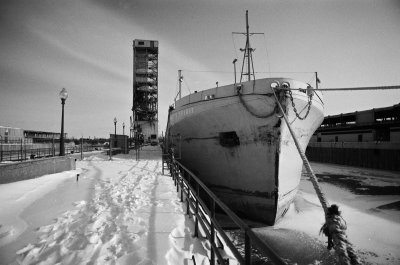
[122,122,125,136]
[113,117,117,149]
[59,88,68,156]
[114,117,117,136]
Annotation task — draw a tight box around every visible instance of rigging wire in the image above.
[181,69,232,73]
[173,76,180,103]
[262,34,271,77]
[181,69,318,75]
[231,33,239,59]
[315,85,400,91]
[183,78,192,94]
[179,70,400,92]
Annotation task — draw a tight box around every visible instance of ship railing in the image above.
[165,151,287,265]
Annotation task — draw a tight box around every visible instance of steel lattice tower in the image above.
[132,39,159,142]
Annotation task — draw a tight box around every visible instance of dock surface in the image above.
[1,146,399,264]
[1,147,194,264]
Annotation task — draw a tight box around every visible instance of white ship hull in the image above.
[167,78,324,225]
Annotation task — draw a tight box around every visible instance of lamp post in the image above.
[114,118,117,136]
[59,88,68,156]
[122,122,125,136]
[113,117,117,149]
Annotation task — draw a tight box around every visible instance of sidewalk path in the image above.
[13,147,201,264]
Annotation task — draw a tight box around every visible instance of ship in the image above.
[166,11,324,225]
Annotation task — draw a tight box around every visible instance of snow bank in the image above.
[0,169,81,247]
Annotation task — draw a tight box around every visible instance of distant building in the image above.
[0,126,24,143]
[307,103,400,170]
[132,39,159,142]
[310,103,400,143]
[0,126,66,144]
[24,130,66,143]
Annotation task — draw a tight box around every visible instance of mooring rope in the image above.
[284,85,400,91]
[271,87,362,265]
[237,87,278,118]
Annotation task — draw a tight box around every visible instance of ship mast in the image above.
[234,10,262,83]
[245,10,251,82]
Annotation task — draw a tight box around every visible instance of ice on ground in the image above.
[270,163,400,265]
[311,162,400,188]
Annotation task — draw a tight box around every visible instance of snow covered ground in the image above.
[0,148,213,265]
[0,148,399,265]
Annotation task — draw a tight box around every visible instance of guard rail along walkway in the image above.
[162,147,287,265]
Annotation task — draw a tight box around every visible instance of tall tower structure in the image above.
[132,39,159,142]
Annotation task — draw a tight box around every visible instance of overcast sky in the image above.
[1,0,399,138]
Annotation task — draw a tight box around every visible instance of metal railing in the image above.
[165,151,287,265]
[0,144,104,162]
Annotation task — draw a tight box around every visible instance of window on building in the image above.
[375,128,390,142]
[335,136,338,142]
[358,134,363,142]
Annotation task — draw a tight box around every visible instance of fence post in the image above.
[81,137,83,160]
[180,170,184,203]
[186,174,191,215]
[175,165,178,190]
[109,135,112,160]
[20,138,23,161]
[210,199,215,265]
[194,182,199,237]
[24,139,26,160]
[186,193,190,215]
[245,231,251,265]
